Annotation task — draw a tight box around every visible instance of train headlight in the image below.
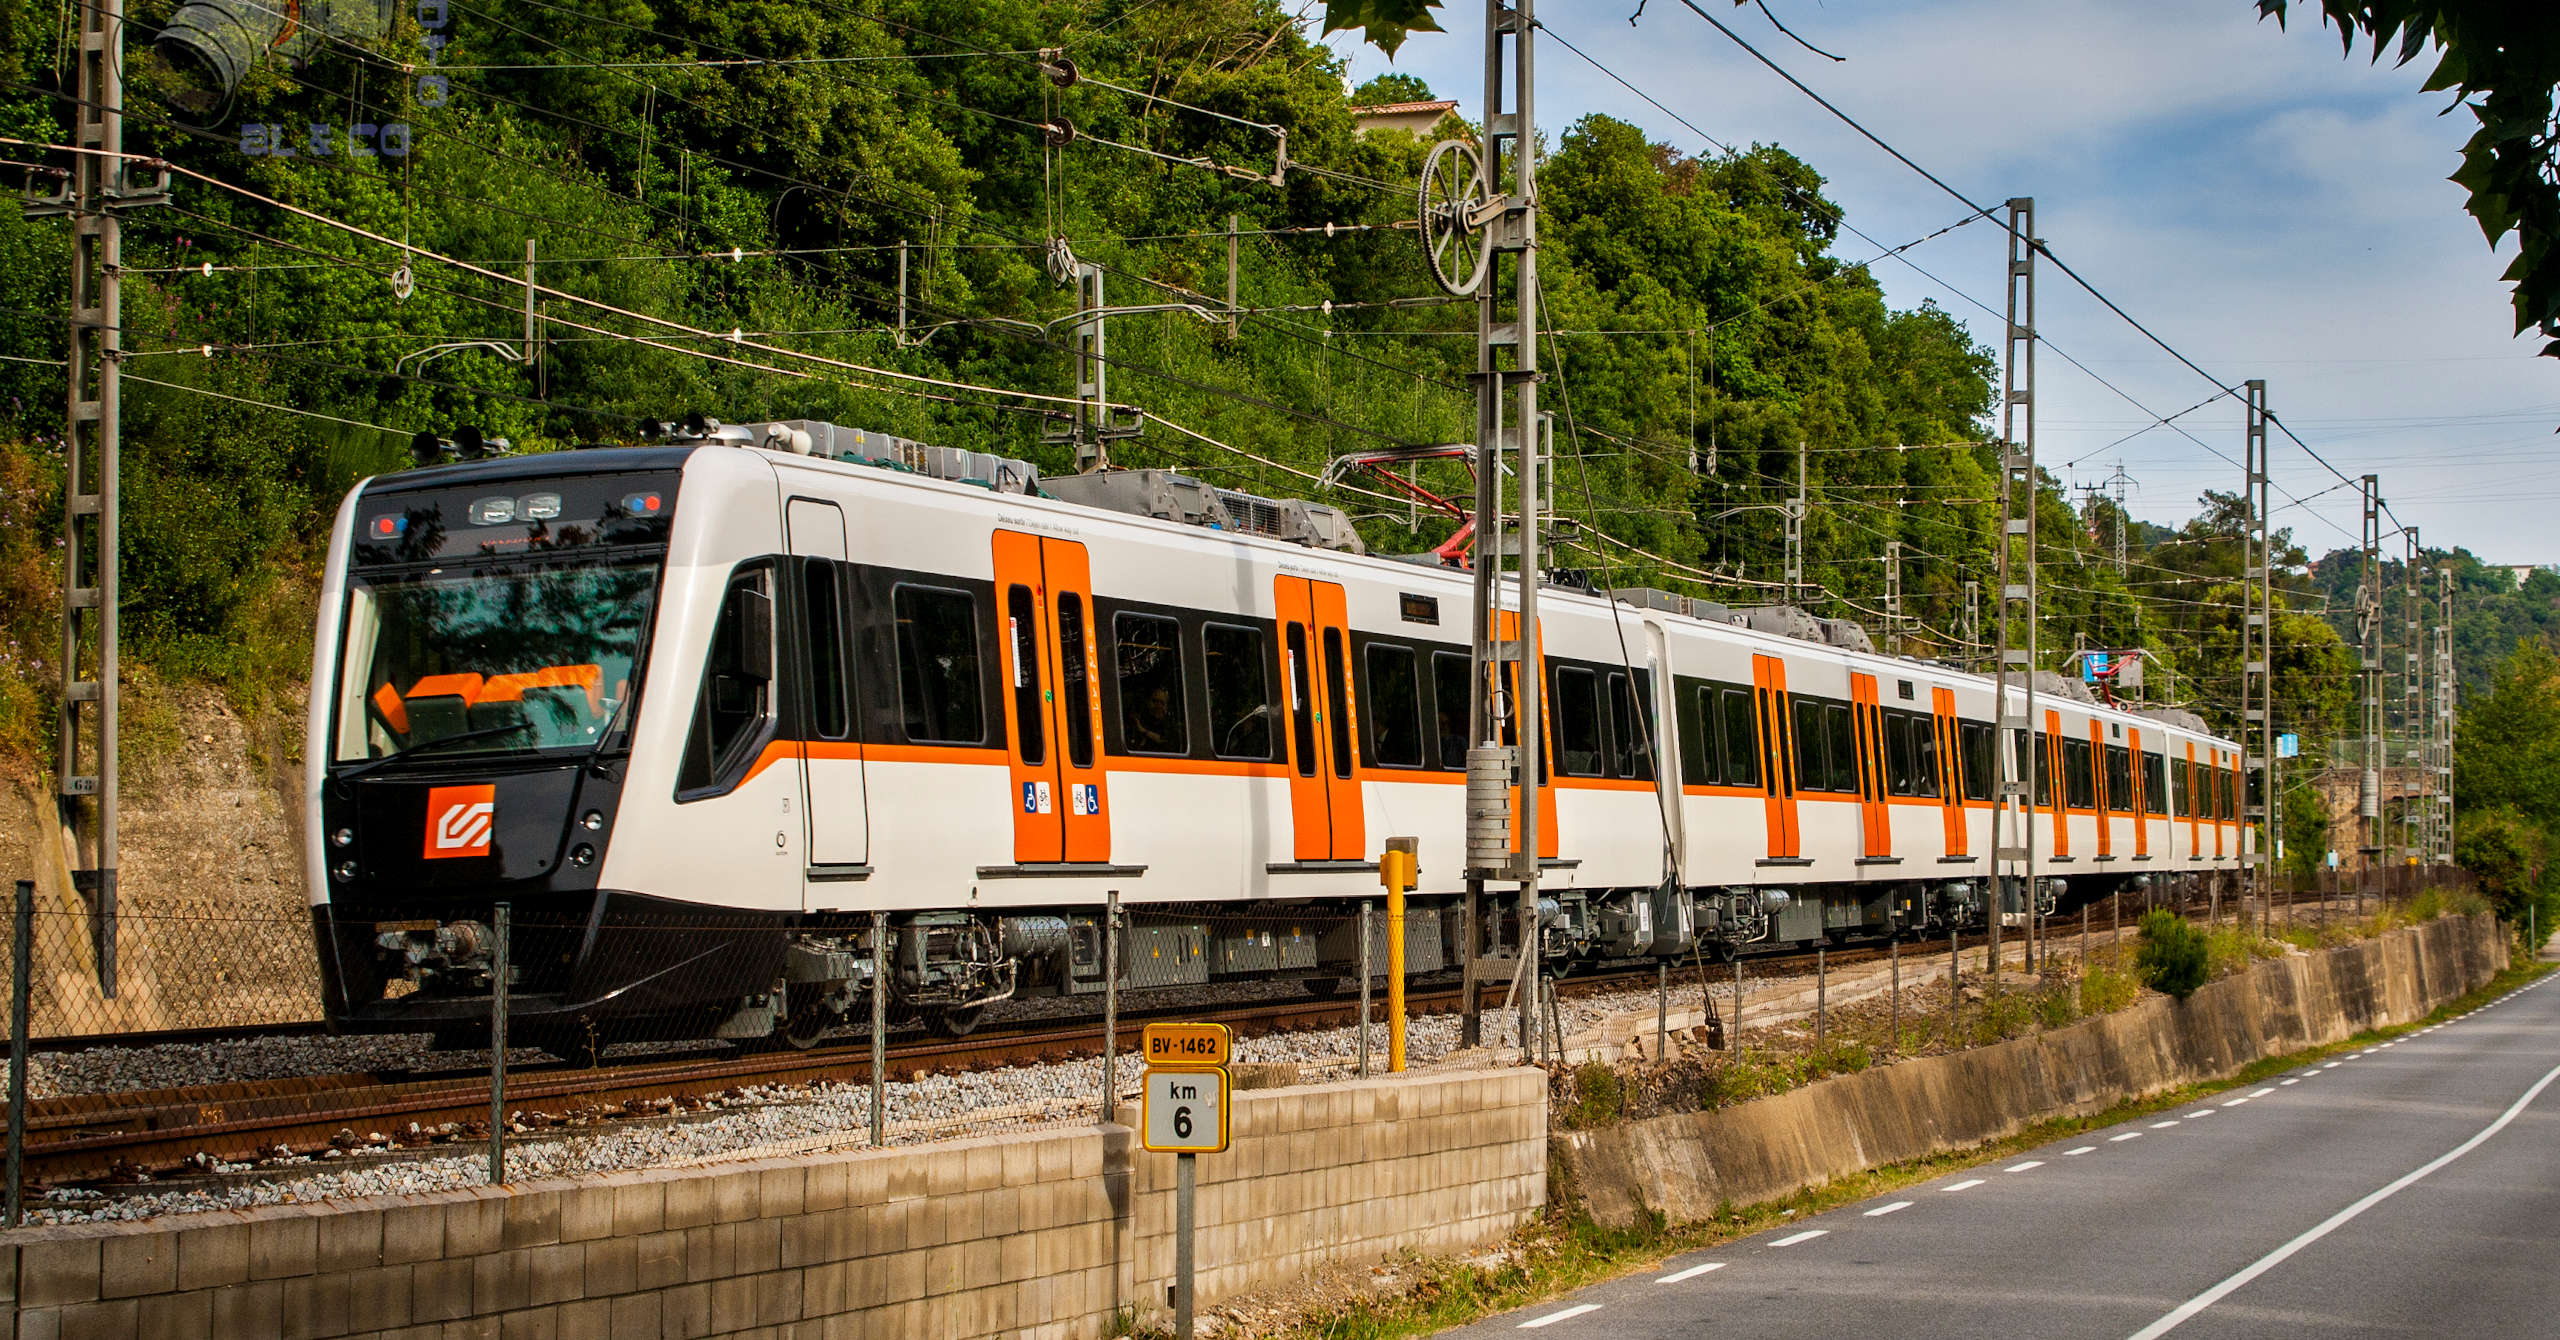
[570,844,596,868]
[333,860,357,881]
[332,828,354,848]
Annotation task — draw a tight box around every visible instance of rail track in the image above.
[15,889,2307,1188]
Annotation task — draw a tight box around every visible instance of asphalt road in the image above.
[1443,965,2560,1339]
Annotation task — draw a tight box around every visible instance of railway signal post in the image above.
[1141,1023,1232,1340]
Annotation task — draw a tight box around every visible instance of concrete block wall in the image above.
[1561,914,2510,1229]
[0,1066,1545,1340]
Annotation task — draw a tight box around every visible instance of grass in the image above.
[1237,949,2553,1340]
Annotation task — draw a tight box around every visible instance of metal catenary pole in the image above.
[37,0,165,1000]
[1358,900,1374,1076]
[1101,891,1119,1122]
[2359,476,2383,889]
[1991,196,2038,982]
[2403,527,2423,876]
[2437,568,2456,864]
[2242,380,2272,921]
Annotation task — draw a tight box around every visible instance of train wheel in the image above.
[923,1006,986,1039]
[778,1001,838,1051]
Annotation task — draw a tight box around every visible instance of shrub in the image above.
[2135,910,2210,1001]
[2080,961,2139,1015]
[1563,1061,1624,1129]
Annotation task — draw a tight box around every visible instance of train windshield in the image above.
[332,557,660,765]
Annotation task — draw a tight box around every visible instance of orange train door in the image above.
[1275,576,1367,861]
[1850,672,1890,859]
[1933,687,1967,856]
[2184,742,2201,857]
[2045,709,2069,859]
[2130,729,2150,858]
[2091,721,2113,860]
[1752,654,1800,860]
[992,531,1111,864]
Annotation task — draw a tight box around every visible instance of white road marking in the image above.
[2110,1132,2143,1142]
[2007,1161,2045,1173]
[2151,1120,2182,1129]
[2251,1088,2276,1097]
[2130,1056,2560,1340]
[1943,1179,1986,1193]
[2189,1110,2216,1119]
[2322,1062,2343,1070]
[1656,1261,1726,1284]
[1864,1201,1913,1218]
[2279,1079,2299,1086]
[1520,1303,1602,1328]
[1771,1230,1828,1247]
[2064,1146,2097,1156]
[2222,1098,2249,1107]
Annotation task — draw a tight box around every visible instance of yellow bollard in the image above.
[1381,837,1418,1072]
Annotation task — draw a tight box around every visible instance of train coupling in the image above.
[374,918,499,987]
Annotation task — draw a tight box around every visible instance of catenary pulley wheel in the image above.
[1418,138,1494,297]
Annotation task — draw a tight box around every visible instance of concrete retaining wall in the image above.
[0,1068,1544,1339]
[1560,914,2509,1229]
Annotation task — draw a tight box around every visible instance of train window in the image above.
[1433,651,1472,769]
[678,564,775,796]
[2065,738,2095,810]
[2033,733,2052,807]
[1204,624,1273,760]
[1554,666,1604,777]
[1322,629,1354,779]
[1005,586,1046,766]
[1056,594,1094,768]
[1364,643,1425,768]
[2172,757,2189,817]
[1115,613,1189,755]
[1825,703,1855,794]
[892,584,984,746]
[2144,752,2168,814]
[1791,697,1827,792]
[1679,683,1714,787]
[1721,688,1759,787]
[2106,745,2134,813]
[1913,715,1940,799]
[1606,671,1655,780]
[1963,722,1995,801]
[1286,626,1316,776]
[1884,711,1915,796]
[802,559,849,741]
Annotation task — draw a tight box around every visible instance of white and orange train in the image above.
[304,420,2246,1047]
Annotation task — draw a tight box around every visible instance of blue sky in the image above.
[1318,0,2560,564]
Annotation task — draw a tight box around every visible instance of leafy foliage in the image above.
[2257,3,2560,355]
[2134,908,2211,1001]
[1320,0,1446,58]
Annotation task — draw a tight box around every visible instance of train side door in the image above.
[2092,721,2113,860]
[2185,742,2201,858]
[1933,687,1967,857]
[994,531,1112,864]
[1752,654,1800,860]
[1275,576,1366,861]
[2130,729,2150,859]
[2046,710,2069,859]
[787,498,866,888]
[1497,609,1559,863]
[1850,672,1890,859]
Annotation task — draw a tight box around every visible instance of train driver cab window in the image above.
[1114,613,1189,755]
[1721,688,1760,788]
[1606,670,1655,780]
[1364,643,1425,768]
[894,585,985,745]
[1433,651,1473,769]
[1056,593,1093,768]
[1554,665,1603,776]
[678,563,775,796]
[1203,624,1273,760]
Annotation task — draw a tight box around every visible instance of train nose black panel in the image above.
[347,766,583,885]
